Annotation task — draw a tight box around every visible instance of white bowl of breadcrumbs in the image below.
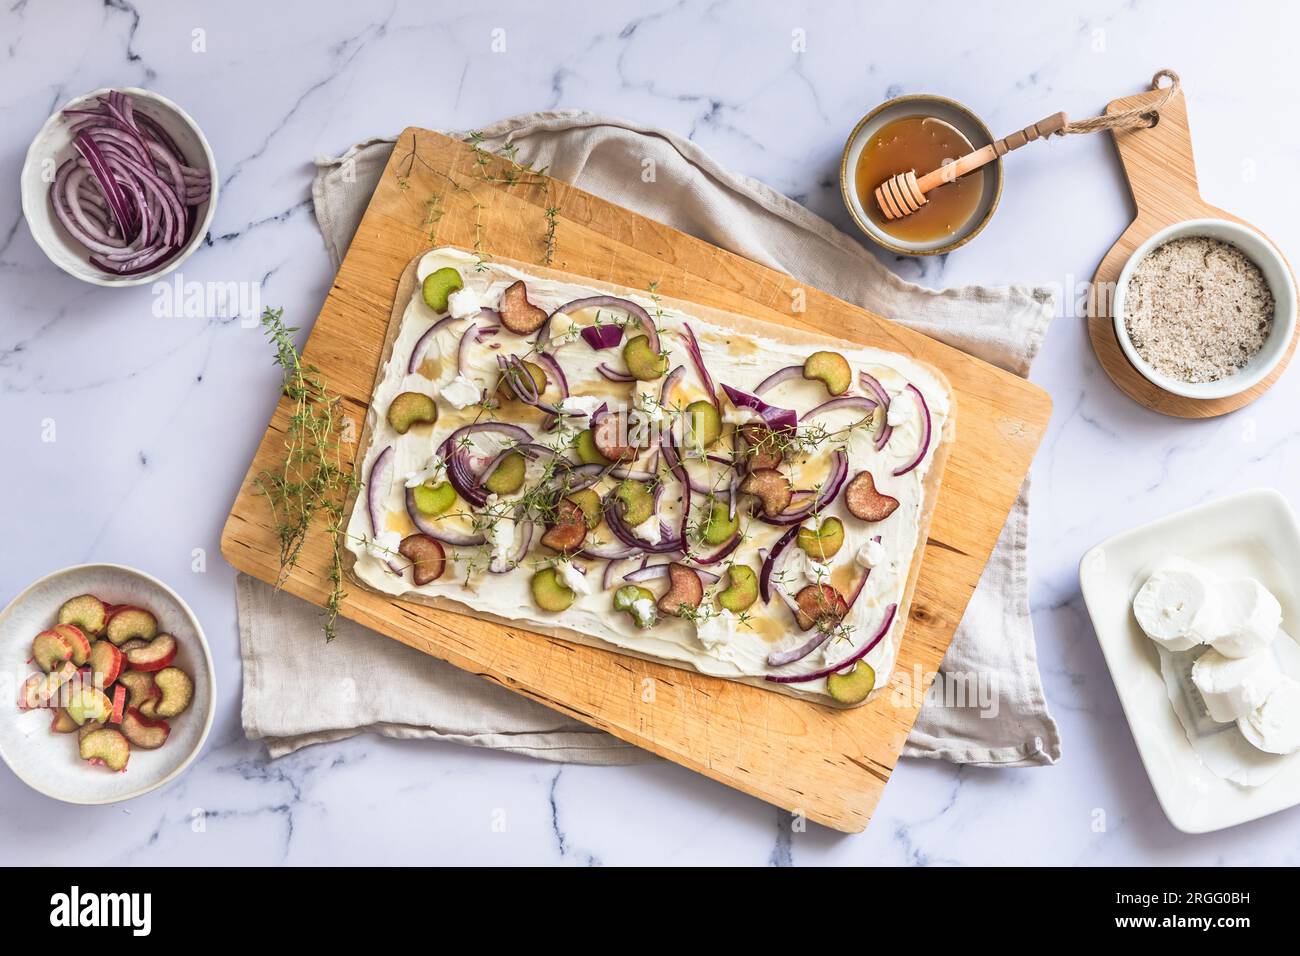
[1113,219,1296,400]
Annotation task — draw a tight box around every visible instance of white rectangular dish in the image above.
[1080,487,1300,833]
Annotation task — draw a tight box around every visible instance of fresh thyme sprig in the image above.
[252,307,357,641]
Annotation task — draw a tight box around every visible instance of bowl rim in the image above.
[839,93,1003,257]
[0,562,216,805]
[20,86,219,288]
[1112,218,1298,400]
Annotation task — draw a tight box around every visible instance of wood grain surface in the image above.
[220,128,1051,832]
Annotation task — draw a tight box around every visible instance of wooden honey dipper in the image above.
[874,113,1066,220]
[874,70,1183,221]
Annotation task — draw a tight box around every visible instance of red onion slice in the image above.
[600,555,646,588]
[680,323,717,406]
[407,314,458,374]
[580,323,624,350]
[580,539,644,561]
[603,493,682,554]
[457,322,498,377]
[891,384,932,477]
[437,423,533,509]
[803,396,877,421]
[754,365,802,397]
[859,371,893,451]
[720,383,797,433]
[405,486,486,547]
[766,604,897,684]
[846,535,882,610]
[534,352,569,398]
[766,629,831,668]
[658,436,694,550]
[660,364,685,407]
[625,563,721,585]
[597,363,636,383]
[609,467,656,481]
[759,526,799,604]
[366,446,404,573]
[542,296,659,353]
[688,530,741,566]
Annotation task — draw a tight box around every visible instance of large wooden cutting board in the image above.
[220,128,1051,832]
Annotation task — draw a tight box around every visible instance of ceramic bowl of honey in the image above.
[840,94,1002,256]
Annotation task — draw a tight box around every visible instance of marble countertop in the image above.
[4,0,1300,865]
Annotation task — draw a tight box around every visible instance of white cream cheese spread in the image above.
[347,248,951,702]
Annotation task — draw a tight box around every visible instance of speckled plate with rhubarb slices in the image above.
[345,247,954,707]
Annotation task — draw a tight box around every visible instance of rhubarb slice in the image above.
[50,709,80,734]
[105,607,158,646]
[657,564,704,617]
[54,623,92,666]
[612,481,654,526]
[622,334,667,381]
[797,517,845,560]
[110,685,127,723]
[826,661,876,704]
[530,568,575,612]
[718,564,758,612]
[701,498,739,545]
[398,534,446,586]
[79,728,130,772]
[118,671,161,718]
[120,707,170,749]
[32,629,73,672]
[497,280,547,334]
[152,667,194,718]
[843,471,900,522]
[125,633,178,673]
[57,594,108,637]
[740,468,793,518]
[387,391,438,434]
[539,499,587,553]
[574,429,612,466]
[793,584,849,631]
[89,641,124,687]
[803,351,852,396]
[421,267,463,312]
[685,400,722,449]
[65,685,113,726]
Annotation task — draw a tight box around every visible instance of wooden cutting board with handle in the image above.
[220,128,1051,832]
[1088,85,1298,417]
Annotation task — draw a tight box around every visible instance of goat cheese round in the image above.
[856,537,886,569]
[556,560,591,597]
[1132,559,1220,651]
[632,514,662,545]
[1210,577,1281,658]
[630,597,657,628]
[1238,677,1300,755]
[367,530,401,562]
[694,608,739,658]
[1191,647,1281,723]
[439,374,481,410]
[446,286,482,320]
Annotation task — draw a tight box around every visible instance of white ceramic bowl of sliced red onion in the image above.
[20,87,216,287]
[1112,218,1296,401]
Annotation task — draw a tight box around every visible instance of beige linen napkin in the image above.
[239,111,1060,767]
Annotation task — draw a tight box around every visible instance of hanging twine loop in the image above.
[1060,69,1180,135]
